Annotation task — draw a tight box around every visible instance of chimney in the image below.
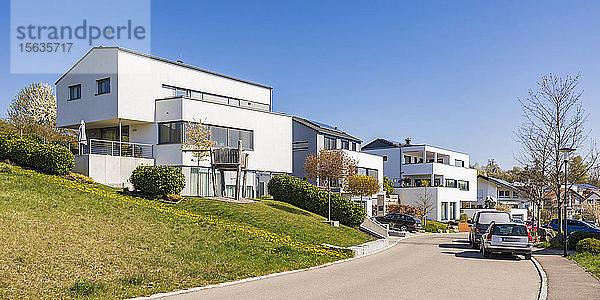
[405,137,412,145]
[176,59,184,64]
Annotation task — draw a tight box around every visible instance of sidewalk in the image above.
[533,248,600,300]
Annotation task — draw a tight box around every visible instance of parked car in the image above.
[375,213,422,232]
[547,218,600,236]
[480,222,533,260]
[469,210,512,248]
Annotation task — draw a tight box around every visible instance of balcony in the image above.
[80,139,154,159]
[212,147,248,169]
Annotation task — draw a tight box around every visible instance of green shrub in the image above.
[130,165,185,197]
[31,143,74,175]
[9,138,39,167]
[576,238,600,254]
[267,175,366,227]
[459,213,469,223]
[567,231,600,250]
[424,221,448,233]
[0,132,18,159]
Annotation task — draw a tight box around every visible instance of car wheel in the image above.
[525,253,532,260]
[400,225,408,232]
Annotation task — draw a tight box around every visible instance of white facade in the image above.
[57,47,290,197]
[362,139,477,221]
[476,176,529,209]
[291,117,384,216]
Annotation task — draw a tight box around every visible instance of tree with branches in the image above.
[181,120,216,194]
[415,187,434,224]
[516,73,599,233]
[304,149,357,221]
[347,174,380,203]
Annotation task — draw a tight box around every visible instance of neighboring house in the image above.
[543,186,586,218]
[56,46,292,197]
[476,175,529,220]
[361,138,477,221]
[291,117,384,216]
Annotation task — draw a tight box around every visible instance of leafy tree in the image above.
[181,120,216,194]
[569,155,589,184]
[304,149,357,221]
[4,83,73,141]
[347,174,380,202]
[382,175,394,195]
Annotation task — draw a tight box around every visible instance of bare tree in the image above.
[415,187,434,225]
[516,73,599,233]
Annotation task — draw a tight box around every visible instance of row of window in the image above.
[323,136,359,151]
[402,155,465,167]
[162,85,270,111]
[441,202,457,220]
[402,178,469,191]
[158,121,254,150]
[68,78,110,100]
[498,190,518,198]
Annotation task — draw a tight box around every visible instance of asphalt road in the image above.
[164,233,540,300]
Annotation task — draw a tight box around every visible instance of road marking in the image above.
[531,256,548,300]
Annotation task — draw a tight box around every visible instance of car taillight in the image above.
[413,222,417,227]
[487,232,493,239]
[528,231,533,242]
[475,228,479,233]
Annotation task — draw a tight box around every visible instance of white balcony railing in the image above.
[81,139,153,159]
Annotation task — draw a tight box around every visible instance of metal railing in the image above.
[81,139,153,159]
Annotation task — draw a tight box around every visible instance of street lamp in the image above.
[559,147,576,257]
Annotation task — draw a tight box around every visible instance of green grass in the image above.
[0,163,372,299]
[570,253,600,278]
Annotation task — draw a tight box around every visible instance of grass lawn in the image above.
[570,253,600,278]
[0,163,372,299]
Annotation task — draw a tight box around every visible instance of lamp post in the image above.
[559,147,575,257]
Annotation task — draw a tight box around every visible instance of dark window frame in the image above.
[68,84,82,101]
[96,77,111,95]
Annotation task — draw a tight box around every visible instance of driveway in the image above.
[163,233,540,299]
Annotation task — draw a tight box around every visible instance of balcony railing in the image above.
[212,147,248,168]
[81,139,153,159]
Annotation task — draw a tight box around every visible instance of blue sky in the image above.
[1,1,599,169]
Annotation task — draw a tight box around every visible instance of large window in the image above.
[341,140,349,150]
[210,125,253,150]
[449,202,456,220]
[498,190,511,198]
[458,180,469,191]
[351,142,357,151]
[324,137,336,150]
[445,179,457,188]
[158,122,184,144]
[87,126,129,141]
[441,202,448,220]
[68,84,81,100]
[97,78,110,95]
[455,159,465,167]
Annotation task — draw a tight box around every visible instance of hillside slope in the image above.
[0,163,371,299]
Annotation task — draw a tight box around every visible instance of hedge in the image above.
[567,231,600,250]
[267,175,366,227]
[0,133,74,175]
[576,238,600,254]
[130,165,185,197]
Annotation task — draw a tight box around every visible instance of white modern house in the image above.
[476,175,529,220]
[56,46,292,197]
[362,138,477,221]
[291,117,384,216]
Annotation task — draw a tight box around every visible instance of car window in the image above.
[478,213,511,225]
[568,220,580,227]
[492,224,528,236]
[385,215,393,220]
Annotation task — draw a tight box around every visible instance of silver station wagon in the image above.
[480,222,533,260]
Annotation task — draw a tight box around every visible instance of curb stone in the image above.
[128,234,415,299]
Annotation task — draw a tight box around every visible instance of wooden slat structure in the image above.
[210,140,249,200]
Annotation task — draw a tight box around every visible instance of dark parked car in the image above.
[469,210,512,248]
[375,213,422,232]
[547,218,600,236]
